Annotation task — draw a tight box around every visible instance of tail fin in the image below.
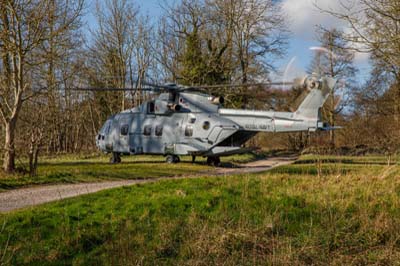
[295,76,337,120]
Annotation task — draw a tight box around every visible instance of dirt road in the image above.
[0,156,296,212]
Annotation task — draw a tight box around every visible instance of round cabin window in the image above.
[203,121,210,130]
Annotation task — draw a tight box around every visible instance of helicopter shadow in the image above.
[38,160,167,167]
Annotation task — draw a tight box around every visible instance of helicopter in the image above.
[92,75,337,166]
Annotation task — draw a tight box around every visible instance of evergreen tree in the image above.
[180,27,207,85]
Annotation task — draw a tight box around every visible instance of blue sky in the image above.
[84,0,371,83]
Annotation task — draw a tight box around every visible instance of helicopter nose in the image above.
[95,135,100,148]
[96,134,105,149]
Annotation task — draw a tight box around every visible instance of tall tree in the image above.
[159,0,288,87]
[88,0,138,114]
[159,0,226,85]
[132,15,154,105]
[322,0,400,153]
[0,0,83,172]
[308,29,357,147]
[324,0,400,123]
[229,0,288,84]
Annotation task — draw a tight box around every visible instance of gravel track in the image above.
[0,156,296,212]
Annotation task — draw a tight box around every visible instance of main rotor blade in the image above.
[62,79,300,92]
[65,87,159,92]
[141,81,179,90]
[196,81,295,89]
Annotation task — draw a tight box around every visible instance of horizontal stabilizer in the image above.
[317,122,342,131]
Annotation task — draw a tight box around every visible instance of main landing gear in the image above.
[207,156,221,167]
[110,152,121,164]
[166,154,180,164]
[164,154,220,166]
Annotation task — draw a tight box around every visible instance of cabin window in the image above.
[155,125,163,136]
[185,125,193,137]
[143,125,152,136]
[202,121,210,130]
[148,101,155,114]
[120,124,129,136]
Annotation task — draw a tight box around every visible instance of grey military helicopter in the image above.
[93,75,336,166]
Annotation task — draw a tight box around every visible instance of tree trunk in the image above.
[3,118,16,172]
[329,95,335,148]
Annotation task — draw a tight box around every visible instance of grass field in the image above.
[0,155,399,265]
[0,153,264,192]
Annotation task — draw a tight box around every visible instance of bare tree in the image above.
[322,0,400,120]
[158,0,288,87]
[0,0,83,172]
[321,0,400,154]
[227,0,288,84]
[308,29,357,147]
[132,15,154,105]
[88,0,138,113]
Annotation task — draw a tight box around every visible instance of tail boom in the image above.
[218,76,337,133]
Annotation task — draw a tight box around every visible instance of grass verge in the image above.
[0,154,217,191]
[0,153,265,191]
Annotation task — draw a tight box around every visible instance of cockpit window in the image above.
[100,120,111,134]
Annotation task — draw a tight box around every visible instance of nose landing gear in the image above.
[110,152,121,164]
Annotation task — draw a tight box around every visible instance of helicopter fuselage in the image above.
[95,76,336,163]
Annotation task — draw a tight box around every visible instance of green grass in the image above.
[0,155,399,265]
[0,154,213,191]
[0,153,265,191]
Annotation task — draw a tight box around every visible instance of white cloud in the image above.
[281,0,370,68]
[281,0,348,40]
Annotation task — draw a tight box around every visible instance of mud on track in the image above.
[0,156,296,212]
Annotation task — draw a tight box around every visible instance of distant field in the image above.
[0,155,399,265]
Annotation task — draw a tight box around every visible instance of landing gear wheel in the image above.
[166,155,180,164]
[213,157,221,167]
[207,157,221,167]
[191,155,196,163]
[166,155,175,164]
[110,152,121,164]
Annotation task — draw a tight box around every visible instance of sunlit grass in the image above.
[0,155,399,265]
[0,154,211,191]
[0,153,261,191]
